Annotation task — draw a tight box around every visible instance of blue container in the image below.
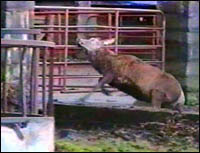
[92,1,157,9]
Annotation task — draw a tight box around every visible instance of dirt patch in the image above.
[55,115,199,152]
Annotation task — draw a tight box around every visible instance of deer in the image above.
[77,38,185,113]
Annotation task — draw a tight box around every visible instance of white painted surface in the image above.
[1,117,54,152]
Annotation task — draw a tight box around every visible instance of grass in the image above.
[56,140,156,152]
[56,139,199,152]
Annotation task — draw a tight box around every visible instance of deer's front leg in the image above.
[79,72,114,102]
[98,73,114,96]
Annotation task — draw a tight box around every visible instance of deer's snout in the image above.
[76,38,81,44]
[76,38,86,47]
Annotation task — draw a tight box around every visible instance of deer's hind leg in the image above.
[151,89,165,110]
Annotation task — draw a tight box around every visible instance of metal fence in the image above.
[1,28,55,117]
[34,6,166,93]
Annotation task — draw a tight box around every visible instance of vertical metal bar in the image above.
[157,29,162,69]
[58,13,62,86]
[118,15,123,45]
[108,13,112,39]
[115,11,119,54]
[30,47,39,115]
[42,49,47,116]
[30,48,34,114]
[46,13,55,93]
[152,15,156,60]
[162,15,166,71]
[119,15,123,27]
[2,48,8,113]
[20,47,27,117]
[58,13,62,45]
[63,9,69,90]
[155,16,160,45]
[48,48,54,116]
[29,10,35,29]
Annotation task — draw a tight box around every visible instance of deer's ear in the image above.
[103,38,116,46]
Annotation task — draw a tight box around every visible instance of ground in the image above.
[55,111,199,152]
[53,88,199,152]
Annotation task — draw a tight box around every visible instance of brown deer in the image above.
[77,38,185,112]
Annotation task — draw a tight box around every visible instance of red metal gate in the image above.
[34,6,166,93]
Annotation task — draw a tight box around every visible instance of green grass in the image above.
[56,140,156,152]
[56,138,199,152]
[186,92,199,106]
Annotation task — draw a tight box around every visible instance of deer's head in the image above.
[77,38,115,54]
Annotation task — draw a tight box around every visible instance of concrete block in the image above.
[1,117,55,152]
[6,1,35,11]
[157,1,187,14]
[187,32,200,44]
[165,14,188,31]
[187,43,199,61]
[186,60,199,88]
[165,31,199,60]
[166,31,199,44]
[158,1,199,32]
[166,31,188,43]
[188,1,199,32]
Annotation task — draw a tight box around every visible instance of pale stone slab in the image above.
[1,117,55,152]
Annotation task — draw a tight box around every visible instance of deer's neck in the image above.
[88,48,115,63]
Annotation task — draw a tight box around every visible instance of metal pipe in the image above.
[35,6,164,14]
[58,13,63,86]
[52,45,162,49]
[42,48,47,116]
[2,47,8,113]
[162,15,166,71]
[48,48,54,116]
[30,47,39,115]
[115,11,119,54]
[35,11,160,16]
[39,30,163,33]
[39,60,162,65]
[38,75,102,79]
[34,25,164,30]
[19,47,27,117]
[63,9,69,90]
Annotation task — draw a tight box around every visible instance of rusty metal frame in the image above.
[34,6,166,92]
[1,29,55,117]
